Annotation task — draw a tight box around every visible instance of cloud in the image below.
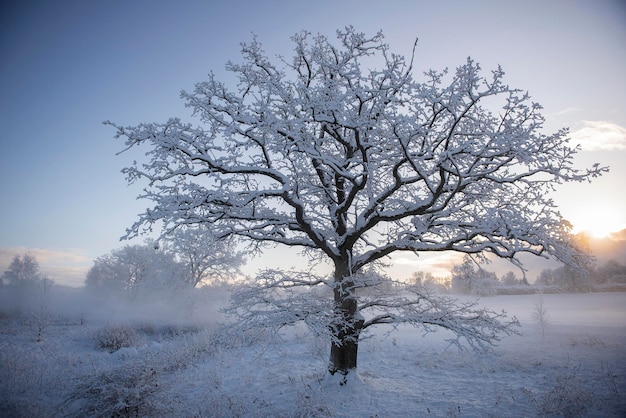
[569,121,626,151]
[0,247,91,287]
[546,107,580,117]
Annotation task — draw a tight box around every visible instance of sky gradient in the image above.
[1,0,625,286]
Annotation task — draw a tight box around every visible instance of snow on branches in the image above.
[227,269,519,353]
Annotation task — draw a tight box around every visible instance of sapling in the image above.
[34,276,53,342]
[532,295,549,338]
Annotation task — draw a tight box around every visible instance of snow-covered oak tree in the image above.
[108,28,605,379]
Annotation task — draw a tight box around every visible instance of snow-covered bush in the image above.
[136,323,202,341]
[95,324,138,352]
[65,362,160,417]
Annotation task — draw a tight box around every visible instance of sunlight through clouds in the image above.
[391,252,463,278]
[569,121,626,151]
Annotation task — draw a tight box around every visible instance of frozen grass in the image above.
[0,292,625,417]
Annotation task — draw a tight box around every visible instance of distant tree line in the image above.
[432,256,626,296]
[534,260,626,292]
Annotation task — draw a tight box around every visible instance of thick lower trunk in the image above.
[328,259,364,378]
[328,326,362,375]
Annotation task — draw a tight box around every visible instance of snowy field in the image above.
[1,291,625,417]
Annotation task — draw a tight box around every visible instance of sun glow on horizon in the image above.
[567,206,625,239]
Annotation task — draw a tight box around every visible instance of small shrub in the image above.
[95,324,138,352]
[538,372,592,417]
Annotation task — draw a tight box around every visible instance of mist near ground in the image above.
[0,281,231,328]
[1,281,625,416]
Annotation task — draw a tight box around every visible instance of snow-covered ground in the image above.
[1,291,625,417]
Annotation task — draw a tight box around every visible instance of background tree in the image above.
[109,28,604,379]
[0,253,55,319]
[2,253,41,287]
[536,268,556,287]
[450,256,499,296]
[535,265,592,291]
[500,271,520,287]
[85,244,186,299]
[595,259,626,285]
[409,271,449,293]
[162,225,245,287]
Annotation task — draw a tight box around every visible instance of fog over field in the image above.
[1,286,625,417]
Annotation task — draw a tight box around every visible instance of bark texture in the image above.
[328,261,364,375]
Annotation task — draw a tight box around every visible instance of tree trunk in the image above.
[328,259,364,378]
[328,316,363,375]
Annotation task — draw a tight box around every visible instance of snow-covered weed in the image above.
[0,333,79,416]
[301,330,328,362]
[65,325,227,417]
[445,404,462,417]
[152,328,221,373]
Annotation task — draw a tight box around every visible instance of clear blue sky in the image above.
[1,0,625,286]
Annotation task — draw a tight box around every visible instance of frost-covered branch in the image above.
[360,285,520,352]
[225,269,334,340]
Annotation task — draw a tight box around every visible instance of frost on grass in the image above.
[0,292,625,416]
